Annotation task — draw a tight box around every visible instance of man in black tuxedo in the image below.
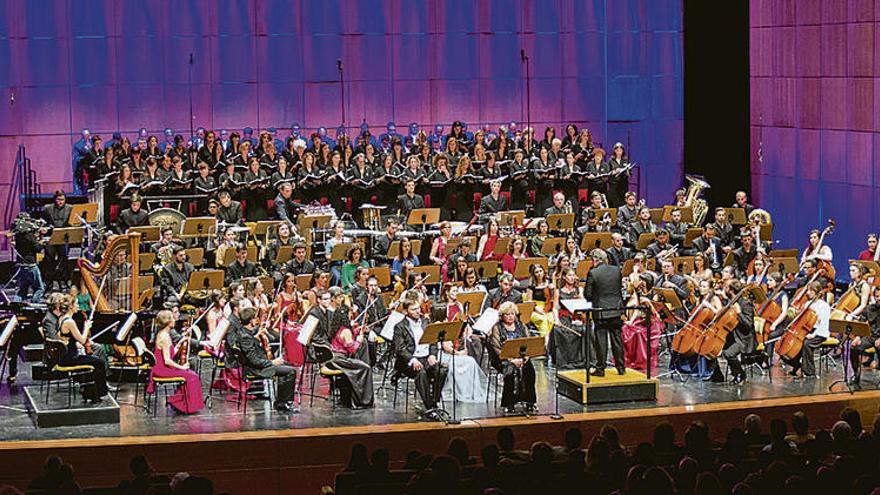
[732,190,755,218]
[690,224,722,268]
[605,233,632,267]
[392,298,448,419]
[583,249,625,376]
[305,289,334,349]
[117,194,149,234]
[372,218,399,265]
[396,179,425,220]
[42,190,73,289]
[217,190,244,225]
[732,229,759,277]
[273,182,298,224]
[281,242,316,277]
[224,244,259,284]
[478,180,508,219]
[236,307,298,413]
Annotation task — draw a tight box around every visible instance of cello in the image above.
[775,291,824,361]
[755,273,795,345]
[671,299,715,356]
[695,284,751,359]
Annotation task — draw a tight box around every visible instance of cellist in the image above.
[780,281,831,378]
[850,284,880,387]
[763,272,791,361]
[844,263,871,320]
[706,280,755,384]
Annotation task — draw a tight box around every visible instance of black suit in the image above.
[236,326,297,404]
[42,203,72,285]
[217,201,244,225]
[665,221,689,246]
[117,208,149,234]
[691,236,722,266]
[605,246,632,267]
[720,298,755,378]
[225,259,258,285]
[392,317,448,409]
[478,193,507,218]
[273,193,298,223]
[732,245,758,277]
[584,262,625,372]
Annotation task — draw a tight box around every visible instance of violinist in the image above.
[779,282,830,378]
[850,284,880,387]
[439,284,487,403]
[528,220,550,258]
[56,294,108,403]
[328,295,375,409]
[500,237,527,276]
[488,302,537,414]
[707,280,755,384]
[485,272,523,311]
[354,276,389,350]
[476,217,501,261]
[236,307,298,413]
[149,310,205,414]
[390,237,419,277]
[526,264,555,345]
[459,267,487,294]
[857,233,877,261]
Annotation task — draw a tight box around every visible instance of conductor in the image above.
[584,249,625,376]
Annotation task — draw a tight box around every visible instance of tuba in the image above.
[684,175,711,225]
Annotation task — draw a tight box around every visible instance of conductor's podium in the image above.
[557,368,658,405]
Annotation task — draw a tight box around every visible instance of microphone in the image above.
[189,53,194,65]
[337,58,343,71]
[520,49,526,62]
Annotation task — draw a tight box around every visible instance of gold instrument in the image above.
[148,207,186,233]
[600,193,609,209]
[748,208,772,226]
[684,174,711,225]
[78,233,142,312]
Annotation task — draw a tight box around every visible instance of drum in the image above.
[149,208,187,235]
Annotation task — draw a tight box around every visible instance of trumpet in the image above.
[600,193,609,209]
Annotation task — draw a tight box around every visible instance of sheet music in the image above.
[472,308,499,335]
[208,319,230,349]
[115,313,138,341]
[0,316,17,347]
[297,315,320,346]
[380,311,405,340]
[561,298,592,313]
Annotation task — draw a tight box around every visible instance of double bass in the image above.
[801,219,836,281]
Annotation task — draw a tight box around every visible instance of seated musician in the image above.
[151,227,181,256]
[372,218,400,266]
[851,284,880,387]
[500,237,527,276]
[543,192,568,217]
[779,281,831,379]
[161,246,194,302]
[446,239,476,276]
[616,192,638,230]
[326,289,374,409]
[476,217,501,261]
[392,297,449,420]
[489,302,537,414]
[794,259,833,292]
[235,307,298,413]
[732,190,755,217]
[485,272,523,311]
[348,266,370,302]
[732,229,759,277]
[281,241,315,277]
[801,228,833,266]
[643,229,674,259]
[528,220,550,257]
[657,259,690,304]
[857,233,877,260]
[397,178,425,220]
[148,309,205,414]
[273,182,297,224]
[107,250,132,311]
[217,190,244,225]
[605,233,633,267]
[712,207,735,250]
[117,194,149,234]
[262,222,295,278]
[354,276,389,365]
[225,243,259,285]
[478,180,507,220]
[622,273,663,374]
[690,224,722,269]
[628,206,656,248]
[340,245,370,292]
[665,207,689,246]
[706,280,755,384]
[56,294,109,403]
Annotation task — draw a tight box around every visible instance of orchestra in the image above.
[3,121,879,425]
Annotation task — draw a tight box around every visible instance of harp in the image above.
[77,233,142,312]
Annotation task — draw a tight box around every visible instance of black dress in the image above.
[551,287,586,369]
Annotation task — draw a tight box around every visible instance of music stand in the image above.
[470,261,499,281]
[514,258,548,280]
[49,227,84,247]
[498,210,526,227]
[253,220,282,238]
[493,237,511,256]
[769,249,799,259]
[412,265,441,285]
[275,246,294,265]
[670,256,695,275]
[69,203,99,226]
[182,217,217,241]
[367,266,391,288]
[592,208,617,224]
[187,270,224,308]
[184,247,204,267]
[759,223,773,242]
[499,336,548,417]
[723,251,735,267]
[540,237,567,256]
[298,214,332,233]
[407,208,441,231]
[684,228,703,248]
[726,208,747,225]
[580,233,613,251]
[662,206,693,223]
[622,259,638,277]
[828,319,871,393]
[457,292,486,315]
[294,274,312,292]
[636,233,656,251]
[418,320,463,423]
[649,208,665,225]
[444,236,476,257]
[330,242,363,262]
[386,239,422,258]
[297,315,321,346]
[546,213,575,232]
[129,225,160,243]
[769,257,799,276]
[517,301,536,325]
[138,253,156,271]
[575,260,593,280]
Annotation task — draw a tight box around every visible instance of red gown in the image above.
[148,344,205,414]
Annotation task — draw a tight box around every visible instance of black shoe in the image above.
[525,403,539,414]
[590,369,605,377]
[616,367,626,376]
[731,373,746,384]
[503,406,517,415]
[6,375,16,385]
[274,401,292,412]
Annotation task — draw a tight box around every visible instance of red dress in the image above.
[148,344,205,414]
[621,317,663,374]
[278,293,306,367]
[481,235,499,260]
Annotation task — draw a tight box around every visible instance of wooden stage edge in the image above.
[1,391,879,495]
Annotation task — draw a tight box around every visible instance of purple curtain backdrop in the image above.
[750,0,877,275]
[0,0,682,221]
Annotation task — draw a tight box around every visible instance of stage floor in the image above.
[1,353,877,443]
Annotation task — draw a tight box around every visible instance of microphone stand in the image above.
[521,49,531,139]
[337,59,346,131]
[187,53,195,161]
